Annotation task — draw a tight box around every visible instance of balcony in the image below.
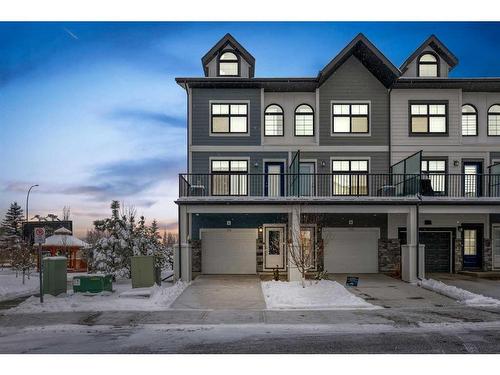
[178,172,500,201]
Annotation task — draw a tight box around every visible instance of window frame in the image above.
[210,159,249,196]
[217,50,240,77]
[331,102,370,135]
[294,104,315,137]
[264,104,285,137]
[461,104,478,137]
[408,100,449,136]
[417,52,440,78]
[331,159,370,196]
[421,159,448,195]
[210,102,249,135]
[487,104,500,137]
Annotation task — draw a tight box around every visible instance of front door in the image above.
[299,162,315,196]
[493,225,500,269]
[264,225,285,270]
[265,162,284,197]
[463,161,483,197]
[462,224,483,269]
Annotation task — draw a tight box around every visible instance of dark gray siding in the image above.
[302,213,388,239]
[319,56,389,146]
[491,152,500,164]
[191,88,261,146]
[191,151,289,174]
[300,151,389,174]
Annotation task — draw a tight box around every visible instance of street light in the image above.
[26,184,39,223]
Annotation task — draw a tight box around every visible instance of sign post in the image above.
[34,227,46,303]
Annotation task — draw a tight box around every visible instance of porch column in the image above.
[288,205,302,282]
[176,205,192,282]
[402,206,418,282]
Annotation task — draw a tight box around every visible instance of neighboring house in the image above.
[174,33,500,282]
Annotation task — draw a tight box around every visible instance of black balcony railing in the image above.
[179,173,500,199]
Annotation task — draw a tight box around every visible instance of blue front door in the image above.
[462,225,483,269]
[265,162,285,197]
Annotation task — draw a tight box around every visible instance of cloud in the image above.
[60,156,185,201]
[104,108,185,129]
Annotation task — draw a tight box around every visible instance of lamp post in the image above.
[26,184,39,224]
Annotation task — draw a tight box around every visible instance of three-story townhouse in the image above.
[174,33,500,283]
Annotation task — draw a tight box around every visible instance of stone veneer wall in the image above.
[257,230,264,272]
[191,240,202,273]
[483,238,492,271]
[454,238,463,273]
[378,238,400,274]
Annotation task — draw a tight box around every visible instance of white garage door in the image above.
[201,229,257,274]
[323,228,380,273]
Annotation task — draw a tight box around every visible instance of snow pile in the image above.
[6,280,188,314]
[419,278,500,307]
[0,269,39,302]
[261,280,378,310]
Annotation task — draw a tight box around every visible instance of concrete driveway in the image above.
[429,273,500,300]
[329,273,459,308]
[171,275,266,310]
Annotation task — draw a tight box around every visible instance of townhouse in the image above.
[174,33,500,282]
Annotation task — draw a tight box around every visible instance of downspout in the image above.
[416,193,422,280]
[388,87,392,170]
[177,204,181,280]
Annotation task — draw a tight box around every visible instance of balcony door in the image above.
[299,162,315,196]
[265,161,285,197]
[463,161,483,197]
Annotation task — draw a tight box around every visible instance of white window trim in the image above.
[263,158,287,197]
[262,223,287,271]
[209,100,251,137]
[330,100,372,137]
[208,156,251,196]
[329,157,371,196]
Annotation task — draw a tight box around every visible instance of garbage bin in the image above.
[73,274,113,293]
[43,256,67,296]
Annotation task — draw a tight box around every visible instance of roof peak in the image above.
[400,34,459,72]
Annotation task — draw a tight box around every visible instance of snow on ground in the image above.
[261,280,379,310]
[419,278,500,307]
[0,268,40,302]
[6,279,188,314]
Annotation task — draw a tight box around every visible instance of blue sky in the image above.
[1,22,500,237]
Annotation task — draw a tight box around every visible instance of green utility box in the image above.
[73,275,113,293]
[131,255,157,288]
[42,257,67,296]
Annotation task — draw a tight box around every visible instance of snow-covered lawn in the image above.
[0,268,40,302]
[419,278,500,307]
[6,279,188,314]
[261,280,379,310]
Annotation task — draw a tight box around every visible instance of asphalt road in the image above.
[2,306,500,353]
[1,321,500,353]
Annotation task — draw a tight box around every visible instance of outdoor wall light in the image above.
[453,160,459,167]
[258,227,263,233]
[321,161,326,167]
[254,162,259,168]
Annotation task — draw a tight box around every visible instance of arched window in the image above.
[294,104,314,136]
[488,104,500,136]
[218,51,239,76]
[462,104,478,136]
[264,104,284,136]
[418,53,439,77]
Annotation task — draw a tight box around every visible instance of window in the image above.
[410,102,447,134]
[294,104,314,136]
[211,160,248,196]
[462,104,478,136]
[488,104,500,136]
[264,104,284,136]
[332,103,369,134]
[463,229,477,255]
[421,160,446,194]
[418,53,438,77]
[332,160,369,196]
[218,51,239,76]
[211,103,248,134]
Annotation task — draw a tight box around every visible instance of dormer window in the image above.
[418,53,439,77]
[218,51,239,76]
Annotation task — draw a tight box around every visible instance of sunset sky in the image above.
[1,21,500,238]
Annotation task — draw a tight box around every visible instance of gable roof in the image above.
[317,33,400,88]
[400,34,459,73]
[201,33,256,77]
